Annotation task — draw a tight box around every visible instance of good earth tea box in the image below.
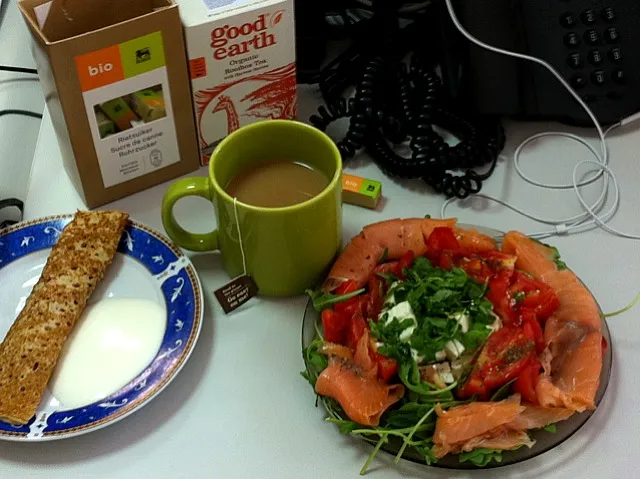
[19,0,200,208]
[176,0,298,165]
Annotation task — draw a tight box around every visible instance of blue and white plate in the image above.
[0,214,203,441]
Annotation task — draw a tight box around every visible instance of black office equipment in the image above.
[298,1,506,199]
[448,0,640,126]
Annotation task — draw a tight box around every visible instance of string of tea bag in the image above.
[233,197,247,277]
[213,197,258,314]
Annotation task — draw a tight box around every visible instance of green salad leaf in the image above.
[543,424,557,433]
[532,238,568,271]
[370,257,494,364]
[306,288,365,312]
[458,448,503,467]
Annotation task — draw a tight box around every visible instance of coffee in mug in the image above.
[161,120,343,297]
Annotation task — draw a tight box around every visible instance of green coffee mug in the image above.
[161,120,343,297]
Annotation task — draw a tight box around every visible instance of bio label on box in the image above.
[177,0,298,165]
[75,31,180,188]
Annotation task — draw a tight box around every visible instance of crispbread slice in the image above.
[0,210,129,425]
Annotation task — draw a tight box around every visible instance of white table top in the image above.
[9,85,640,478]
[0,0,45,204]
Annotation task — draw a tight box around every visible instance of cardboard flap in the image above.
[42,0,157,42]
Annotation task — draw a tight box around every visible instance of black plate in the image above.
[301,225,612,469]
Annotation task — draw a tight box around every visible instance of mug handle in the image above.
[161,177,219,251]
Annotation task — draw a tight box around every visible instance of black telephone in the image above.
[443,0,640,126]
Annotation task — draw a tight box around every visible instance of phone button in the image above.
[605,27,620,44]
[580,94,598,104]
[591,70,607,86]
[560,12,577,28]
[570,74,587,89]
[608,47,622,63]
[581,9,597,25]
[601,7,616,23]
[612,69,625,85]
[564,32,581,48]
[567,53,584,69]
[584,30,600,45]
[588,50,604,66]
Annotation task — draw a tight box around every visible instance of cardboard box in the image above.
[19,0,201,208]
[342,174,382,210]
[176,0,298,165]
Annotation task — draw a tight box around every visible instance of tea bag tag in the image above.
[214,197,258,314]
[214,275,258,314]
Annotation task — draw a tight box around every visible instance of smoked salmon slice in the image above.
[442,429,535,457]
[322,218,457,291]
[315,332,404,427]
[433,397,572,458]
[315,360,404,427]
[535,331,602,411]
[453,227,498,253]
[432,398,524,458]
[507,405,574,430]
[501,231,603,412]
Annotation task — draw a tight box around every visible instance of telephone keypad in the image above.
[567,52,584,69]
[559,5,625,102]
[571,74,587,89]
[608,47,622,63]
[560,12,577,28]
[612,69,625,85]
[588,50,604,66]
[584,29,600,45]
[604,27,620,44]
[601,7,616,23]
[564,32,581,47]
[591,70,607,86]
[581,9,597,25]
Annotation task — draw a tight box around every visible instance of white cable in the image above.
[441,0,640,240]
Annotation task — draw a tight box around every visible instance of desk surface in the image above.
[8,86,640,478]
[0,0,44,203]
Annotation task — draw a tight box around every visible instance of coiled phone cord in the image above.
[441,0,640,240]
[309,6,506,199]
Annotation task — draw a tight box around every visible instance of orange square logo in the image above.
[342,174,363,192]
[75,45,124,92]
[189,57,207,79]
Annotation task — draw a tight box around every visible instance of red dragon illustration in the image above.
[194,62,297,153]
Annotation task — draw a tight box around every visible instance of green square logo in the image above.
[119,32,166,79]
[360,179,381,198]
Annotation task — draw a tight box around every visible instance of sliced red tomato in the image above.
[322,309,349,344]
[335,279,358,296]
[486,271,515,324]
[457,377,488,400]
[456,256,493,283]
[458,325,536,399]
[394,250,415,279]
[509,272,560,321]
[334,296,358,314]
[346,313,368,349]
[374,261,398,275]
[513,361,541,404]
[376,355,399,382]
[477,251,517,277]
[522,310,545,354]
[426,227,460,264]
[438,250,455,270]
